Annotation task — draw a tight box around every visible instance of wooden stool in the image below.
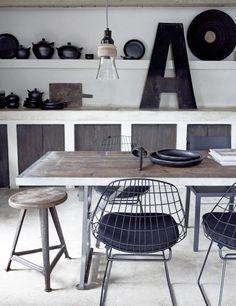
[6,187,70,292]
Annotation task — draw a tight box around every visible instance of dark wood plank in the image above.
[187,124,231,149]
[132,124,176,151]
[74,124,121,150]
[17,124,64,173]
[0,124,9,187]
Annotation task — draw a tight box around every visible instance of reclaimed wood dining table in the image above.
[15,150,236,289]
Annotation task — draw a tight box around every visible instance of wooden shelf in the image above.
[0,0,235,7]
[1,59,236,70]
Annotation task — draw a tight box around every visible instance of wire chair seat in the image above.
[96,212,179,253]
[203,212,236,250]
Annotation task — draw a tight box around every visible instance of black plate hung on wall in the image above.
[187,9,236,60]
[0,33,19,59]
[122,39,145,59]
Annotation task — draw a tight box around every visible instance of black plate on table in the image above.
[187,9,236,60]
[149,152,203,167]
[0,33,19,59]
[123,39,145,59]
[157,149,201,161]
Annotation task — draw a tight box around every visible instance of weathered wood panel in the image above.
[0,125,9,187]
[17,124,64,173]
[187,124,231,149]
[132,124,176,151]
[0,0,235,7]
[74,124,121,151]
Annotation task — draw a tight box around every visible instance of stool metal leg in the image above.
[6,209,27,271]
[185,186,191,228]
[49,207,70,259]
[39,208,51,292]
[193,194,201,252]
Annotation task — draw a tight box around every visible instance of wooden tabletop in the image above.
[16,151,236,187]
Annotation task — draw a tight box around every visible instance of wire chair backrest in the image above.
[202,183,236,249]
[91,178,186,253]
[100,135,139,152]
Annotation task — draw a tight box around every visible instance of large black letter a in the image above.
[140,23,197,109]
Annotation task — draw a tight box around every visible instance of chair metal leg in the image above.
[185,186,191,228]
[100,255,113,306]
[6,209,27,271]
[218,256,227,306]
[163,251,176,306]
[198,240,213,306]
[49,207,70,259]
[193,194,201,252]
[39,208,51,292]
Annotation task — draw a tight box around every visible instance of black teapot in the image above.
[32,38,54,59]
[14,45,31,59]
[6,92,20,108]
[57,42,82,59]
[27,88,44,99]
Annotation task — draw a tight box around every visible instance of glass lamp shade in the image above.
[96,43,119,80]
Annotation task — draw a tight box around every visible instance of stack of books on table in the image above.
[209,148,236,166]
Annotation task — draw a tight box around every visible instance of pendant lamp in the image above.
[96,1,119,80]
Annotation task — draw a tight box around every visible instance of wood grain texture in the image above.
[187,124,231,149]
[17,125,64,173]
[132,124,176,151]
[0,125,9,187]
[9,187,67,209]
[0,0,235,7]
[18,151,236,180]
[74,124,121,151]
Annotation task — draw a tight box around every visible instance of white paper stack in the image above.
[209,148,236,166]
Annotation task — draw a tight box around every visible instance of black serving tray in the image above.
[149,152,203,167]
[157,149,201,161]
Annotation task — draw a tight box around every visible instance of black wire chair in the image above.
[198,183,236,306]
[91,178,187,306]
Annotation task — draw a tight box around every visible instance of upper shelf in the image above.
[0,0,235,7]
[1,59,236,70]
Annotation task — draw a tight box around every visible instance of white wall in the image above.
[0,7,236,109]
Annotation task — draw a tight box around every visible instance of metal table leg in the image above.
[76,185,93,290]
[193,194,201,252]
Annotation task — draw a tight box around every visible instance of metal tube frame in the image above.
[99,247,176,306]
[198,241,236,306]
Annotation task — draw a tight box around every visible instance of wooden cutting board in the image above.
[49,83,93,108]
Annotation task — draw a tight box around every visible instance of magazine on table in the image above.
[209,148,236,165]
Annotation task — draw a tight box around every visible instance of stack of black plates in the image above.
[41,99,64,110]
[149,149,203,167]
[24,97,42,108]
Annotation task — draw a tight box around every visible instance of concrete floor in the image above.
[0,187,235,306]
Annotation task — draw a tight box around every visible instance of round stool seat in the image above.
[9,187,67,209]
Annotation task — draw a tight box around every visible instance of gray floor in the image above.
[0,187,235,306]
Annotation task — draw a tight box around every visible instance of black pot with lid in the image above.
[6,92,20,108]
[32,38,54,59]
[57,42,83,59]
[14,45,31,59]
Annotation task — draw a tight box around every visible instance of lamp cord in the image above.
[106,0,109,29]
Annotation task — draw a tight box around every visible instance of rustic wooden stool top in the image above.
[9,187,67,209]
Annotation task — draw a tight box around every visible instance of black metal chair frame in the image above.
[91,178,187,306]
[185,135,231,252]
[198,183,236,306]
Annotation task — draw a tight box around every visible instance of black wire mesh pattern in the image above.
[202,184,236,250]
[100,135,138,152]
[91,178,186,253]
